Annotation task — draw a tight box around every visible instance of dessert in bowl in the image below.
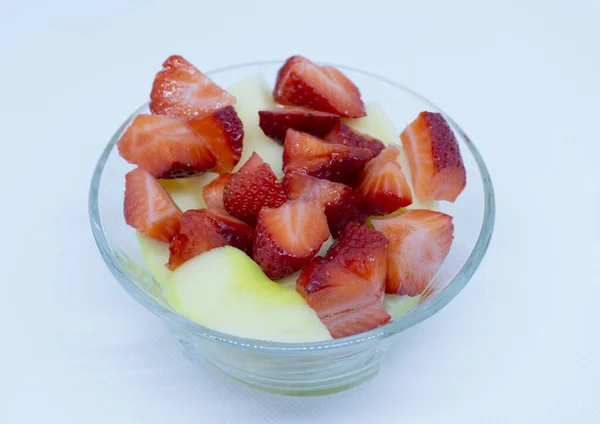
[89,55,495,396]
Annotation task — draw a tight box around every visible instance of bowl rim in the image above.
[89,59,495,353]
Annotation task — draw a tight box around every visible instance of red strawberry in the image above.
[223,153,287,225]
[325,222,389,297]
[202,173,232,210]
[150,55,236,120]
[400,112,466,202]
[258,106,340,142]
[167,210,227,270]
[324,122,385,157]
[117,114,216,179]
[274,56,366,118]
[297,258,391,339]
[371,209,454,296]
[356,145,413,215]
[283,129,372,184]
[124,168,182,242]
[253,199,330,279]
[282,172,362,237]
[188,106,244,174]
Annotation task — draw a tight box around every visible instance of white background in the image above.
[1,0,599,422]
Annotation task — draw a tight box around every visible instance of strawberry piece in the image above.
[253,199,330,279]
[283,129,372,184]
[324,122,385,157]
[258,106,340,142]
[223,153,287,225]
[150,55,235,120]
[167,210,227,270]
[124,168,182,242]
[274,56,366,118]
[117,114,216,179]
[282,172,362,237]
[372,209,454,296]
[356,145,413,215]
[188,106,244,173]
[325,222,389,296]
[400,112,466,202]
[202,173,232,210]
[297,258,391,339]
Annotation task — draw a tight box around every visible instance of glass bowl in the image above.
[89,60,495,396]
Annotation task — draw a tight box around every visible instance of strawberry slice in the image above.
[356,145,413,215]
[297,258,391,339]
[223,153,287,225]
[253,199,330,279]
[283,129,372,184]
[117,114,216,179]
[282,172,362,237]
[325,222,389,296]
[188,106,244,173]
[371,209,454,296]
[258,106,340,142]
[150,55,236,120]
[202,173,232,210]
[324,122,385,157]
[167,210,227,270]
[274,56,366,118]
[400,112,466,202]
[124,168,182,242]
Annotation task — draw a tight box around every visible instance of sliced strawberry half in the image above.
[167,210,227,270]
[371,209,454,296]
[202,173,232,210]
[124,167,182,242]
[253,199,330,279]
[283,129,372,184]
[117,114,216,179]
[297,258,391,339]
[223,153,287,225]
[325,222,389,297]
[282,172,362,237]
[324,122,385,157]
[188,106,244,173]
[274,56,366,118]
[356,144,413,215]
[258,106,340,142]
[150,55,236,120]
[400,112,466,202]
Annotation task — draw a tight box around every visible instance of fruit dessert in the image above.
[117,55,467,343]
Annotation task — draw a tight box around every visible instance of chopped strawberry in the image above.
[297,258,391,339]
[371,209,454,296]
[124,168,182,242]
[274,56,366,118]
[202,173,232,210]
[258,106,340,142]
[223,153,287,225]
[282,172,362,237]
[150,55,236,120]
[324,122,385,157]
[356,145,413,215]
[204,209,254,256]
[117,114,216,179]
[253,199,330,279]
[188,106,244,173]
[167,210,227,270]
[400,112,466,202]
[283,129,372,184]
[325,222,389,297]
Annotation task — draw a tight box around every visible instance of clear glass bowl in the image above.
[89,61,495,396]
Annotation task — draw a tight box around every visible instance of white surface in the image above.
[1,0,599,422]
